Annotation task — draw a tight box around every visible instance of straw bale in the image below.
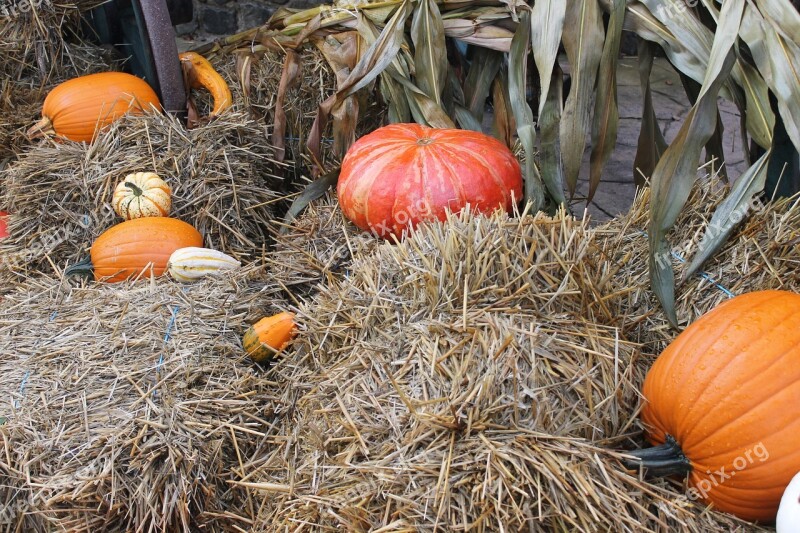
[0,111,283,286]
[0,43,117,164]
[247,210,759,531]
[0,267,285,531]
[595,179,800,353]
[267,194,379,300]
[211,45,386,174]
[0,1,106,82]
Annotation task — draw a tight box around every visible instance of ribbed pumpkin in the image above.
[167,247,240,282]
[337,123,523,239]
[112,172,172,219]
[28,72,160,143]
[777,472,800,532]
[67,217,202,282]
[628,290,800,522]
[179,52,232,116]
[243,312,297,364]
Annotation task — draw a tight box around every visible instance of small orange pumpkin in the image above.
[67,217,203,283]
[627,290,800,522]
[243,312,297,364]
[28,72,160,143]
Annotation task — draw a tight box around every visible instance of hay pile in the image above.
[244,209,759,531]
[0,0,105,81]
[210,45,386,174]
[0,111,282,287]
[267,194,379,300]
[0,0,117,163]
[0,267,285,531]
[0,42,117,164]
[596,181,800,352]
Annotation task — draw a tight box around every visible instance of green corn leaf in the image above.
[539,62,566,210]
[280,168,340,233]
[463,47,502,122]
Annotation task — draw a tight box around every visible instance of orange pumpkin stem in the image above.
[622,435,692,477]
[26,116,55,140]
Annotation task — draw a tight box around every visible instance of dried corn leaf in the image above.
[634,40,668,187]
[411,0,447,105]
[509,10,545,210]
[530,0,566,119]
[648,0,744,325]
[589,0,625,203]
[560,0,604,197]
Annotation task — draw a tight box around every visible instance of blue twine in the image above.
[14,312,57,412]
[14,371,30,410]
[153,305,180,399]
[637,230,734,298]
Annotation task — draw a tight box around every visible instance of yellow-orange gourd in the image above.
[179,52,232,116]
[243,312,297,364]
[28,72,160,143]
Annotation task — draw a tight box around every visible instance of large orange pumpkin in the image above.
[630,290,800,522]
[28,72,160,143]
[67,217,203,283]
[337,123,523,239]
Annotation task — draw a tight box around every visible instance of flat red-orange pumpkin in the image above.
[638,290,800,522]
[89,217,203,282]
[337,123,523,239]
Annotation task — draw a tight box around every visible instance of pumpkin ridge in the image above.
[686,367,800,460]
[656,292,788,440]
[679,306,800,455]
[344,146,413,231]
[422,142,466,214]
[433,142,507,206]
[724,440,800,477]
[444,134,519,199]
[375,144,420,234]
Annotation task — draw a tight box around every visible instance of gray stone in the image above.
[240,2,275,29]
[201,4,237,34]
[175,19,198,37]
